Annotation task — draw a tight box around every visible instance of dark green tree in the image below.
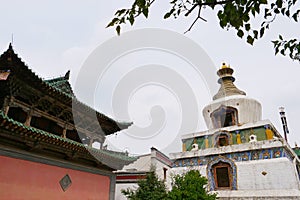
[107,0,300,61]
[168,170,217,200]
[121,168,168,200]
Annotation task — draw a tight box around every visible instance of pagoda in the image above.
[0,44,136,200]
[170,63,300,199]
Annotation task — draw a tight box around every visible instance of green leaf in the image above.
[164,9,175,19]
[253,30,258,39]
[279,34,283,40]
[115,9,126,16]
[128,14,135,25]
[286,10,290,17]
[275,46,279,55]
[254,3,260,14]
[243,14,250,22]
[116,25,121,35]
[136,0,146,8]
[164,12,171,19]
[247,35,254,45]
[260,0,267,4]
[251,7,256,16]
[276,0,283,8]
[106,18,119,28]
[260,27,265,37]
[220,20,227,28]
[241,0,247,5]
[245,24,251,31]
[237,30,244,38]
[143,7,149,18]
[292,13,298,21]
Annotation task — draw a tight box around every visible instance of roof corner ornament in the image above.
[64,70,70,80]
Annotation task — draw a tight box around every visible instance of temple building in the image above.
[170,64,300,199]
[0,44,136,200]
[115,147,173,200]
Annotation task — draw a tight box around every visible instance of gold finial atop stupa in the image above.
[221,62,230,69]
[213,63,246,100]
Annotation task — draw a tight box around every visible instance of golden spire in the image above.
[221,62,229,69]
[213,63,246,100]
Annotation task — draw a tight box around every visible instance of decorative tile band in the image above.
[182,125,273,151]
[172,147,286,168]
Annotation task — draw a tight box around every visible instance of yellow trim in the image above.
[266,129,274,140]
[236,133,242,144]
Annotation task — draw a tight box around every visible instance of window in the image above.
[31,116,63,136]
[7,107,27,123]
[163,168,168,181]
[212,162,232,189]
[211,106,238,128]
[207,157,237,191]
[217,134,229,147]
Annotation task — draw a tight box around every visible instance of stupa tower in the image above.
[170,63,300,199]
[203,63,262,130]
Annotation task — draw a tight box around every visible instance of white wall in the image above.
[170,157,300,191]
[236,157,299,190]
[203,95,262,129]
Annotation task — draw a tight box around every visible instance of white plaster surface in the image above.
[216,189,300,199]
[236,158,300,190]
[122,154,151,172]
[202,95,262,130]
[170,158,300,199]
[115,148,172,199]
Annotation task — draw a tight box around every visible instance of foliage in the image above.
[168,170,217,200]
[121,168,217,200]
[121,168,168,200]
[107,0,300,61]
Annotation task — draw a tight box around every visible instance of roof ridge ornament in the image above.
[64,70,70,80]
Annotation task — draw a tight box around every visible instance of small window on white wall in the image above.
[163,167,168,181]
[211,106,238,128]
[212,162,232,190]
[217,134,229,147]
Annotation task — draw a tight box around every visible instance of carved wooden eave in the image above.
[0,111,137,170]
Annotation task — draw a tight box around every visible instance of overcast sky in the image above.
[1,1,299,155]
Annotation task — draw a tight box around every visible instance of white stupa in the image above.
[170,63,300,199]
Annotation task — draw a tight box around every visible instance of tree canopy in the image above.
[168,170,217,200]
[121,169,168,200]
[121,168,217,200]
[107,0,300,61]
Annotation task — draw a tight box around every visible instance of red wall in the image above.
[0,155,110,200]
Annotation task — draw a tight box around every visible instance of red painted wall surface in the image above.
[0,155,110,200]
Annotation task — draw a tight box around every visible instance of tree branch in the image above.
[184,6,207,33]
[185,0,234,17]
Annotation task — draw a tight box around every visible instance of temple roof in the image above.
[0,111,136,170]
[213,63,246,100]
[0,44,132,134]
[44,71,75,98]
